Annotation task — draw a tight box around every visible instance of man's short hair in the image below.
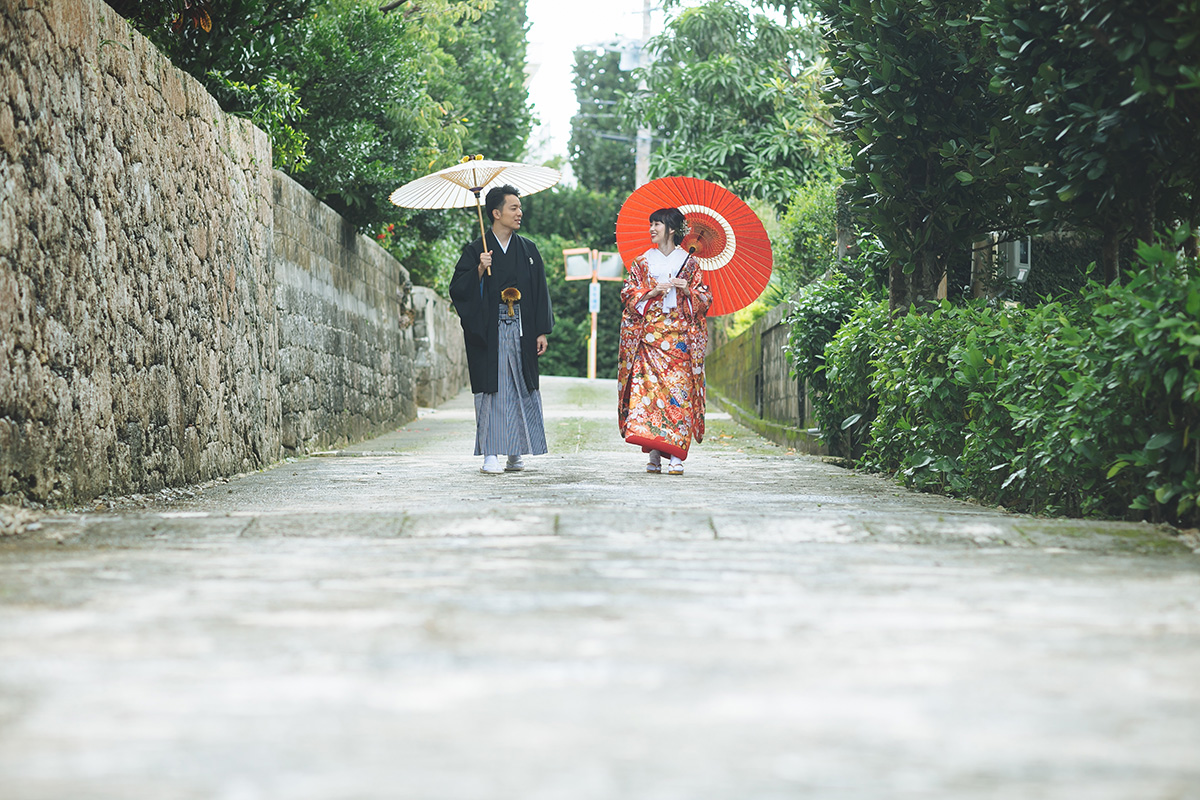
[485,184,521,222]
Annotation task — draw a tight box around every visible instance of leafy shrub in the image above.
[784,270,860,396]
[208,73,311,172]
[783,235,888,459]
[991,299,1118,516]
[815,298,887,460]
[723,283,792,340]
[1096,235,1200,523]
[864,302,979,493]
[774,178,840,292]
[820,228,1200,526]
[860,301,1028,501]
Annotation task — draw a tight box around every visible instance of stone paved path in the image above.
[2,376,1198,799]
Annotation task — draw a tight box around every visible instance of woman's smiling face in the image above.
[650,219,672,247]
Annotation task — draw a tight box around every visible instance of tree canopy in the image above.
[818,0,1028,310]
[626,0,840,209]
[986,0,1200,281]
[819,0,1200,309]
[109,0,535,288]
[569,47,637,195]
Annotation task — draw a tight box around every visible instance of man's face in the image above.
[493,194,522,230]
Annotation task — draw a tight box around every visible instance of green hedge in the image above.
[774,178,840,293]
[520,232,623,380]
[804,234,1200,526]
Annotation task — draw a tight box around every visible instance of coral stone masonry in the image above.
[0,0,465,505]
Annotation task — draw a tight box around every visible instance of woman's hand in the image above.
[669,276,689,296]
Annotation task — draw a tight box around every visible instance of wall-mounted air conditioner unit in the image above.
[999,236,1032,283]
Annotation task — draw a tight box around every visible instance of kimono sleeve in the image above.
[530,243,554,337]
[620,258,652,313]
[449,242,488,345]
[686,256,712,319]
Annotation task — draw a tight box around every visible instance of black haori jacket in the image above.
[449,231,554,394]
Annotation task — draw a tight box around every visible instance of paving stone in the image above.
[1,377,1197,799]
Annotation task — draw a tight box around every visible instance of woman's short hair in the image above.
[485,184,520,222]
[650,207,687,245]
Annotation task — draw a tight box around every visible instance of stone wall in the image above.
[706,300,824,454]
[0,0,466,505]
[273,173,417,454]
[0,0,280,504]
[411,286,468,408]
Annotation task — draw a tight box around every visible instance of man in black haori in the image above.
[449,184,553,474]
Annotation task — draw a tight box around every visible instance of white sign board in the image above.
[588,282,601,314]
[564,251,593,280]
[596,251,625,280]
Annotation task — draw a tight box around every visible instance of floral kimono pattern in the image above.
[617,251,711,461]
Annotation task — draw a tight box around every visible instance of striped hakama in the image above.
[474,304,548,457]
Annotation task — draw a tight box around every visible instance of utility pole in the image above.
[635,0,652,188]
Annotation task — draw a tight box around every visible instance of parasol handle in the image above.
[473,189,491,276]
[684,245,701,282]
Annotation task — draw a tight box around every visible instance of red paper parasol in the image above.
[615,176,773,316]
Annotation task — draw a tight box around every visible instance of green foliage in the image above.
[820,0,1200,302]
[817,0,1030,310]
[844,234,894,299]
[403,224,469,298]
[986,0,1200,275]
[110,0,533,282]
[627,0,840,208]
[1009,232,1107,305]
[445,0,535,163]
[207,73,311,171]
[569,48,637,194]
[997,300,1129,516]
[816,297,886,461]
[864,301,1011,496]
[816,229,1200,525]
[719,282,789,338]
[520,232,624,380]
[774,176,839,292]
[271,0,475,226]
[783,237,887,458]
[1091,231,1200,522]
[521,185,624,250]
[108,0,319,80]
[784,270,859,393]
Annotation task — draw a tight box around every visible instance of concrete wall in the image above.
[706,300,824,454]
[0,0,466,505]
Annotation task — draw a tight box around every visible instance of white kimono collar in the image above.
[643,247,687,312]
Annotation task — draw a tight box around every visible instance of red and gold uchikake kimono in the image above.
[617,248,712,461]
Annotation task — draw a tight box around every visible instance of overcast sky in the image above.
[524,0,669,178]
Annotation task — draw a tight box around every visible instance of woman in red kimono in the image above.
[617,208,712,475]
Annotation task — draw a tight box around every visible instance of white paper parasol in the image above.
[389,156,561,272]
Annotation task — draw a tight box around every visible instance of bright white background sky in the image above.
[524,0,670,178]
